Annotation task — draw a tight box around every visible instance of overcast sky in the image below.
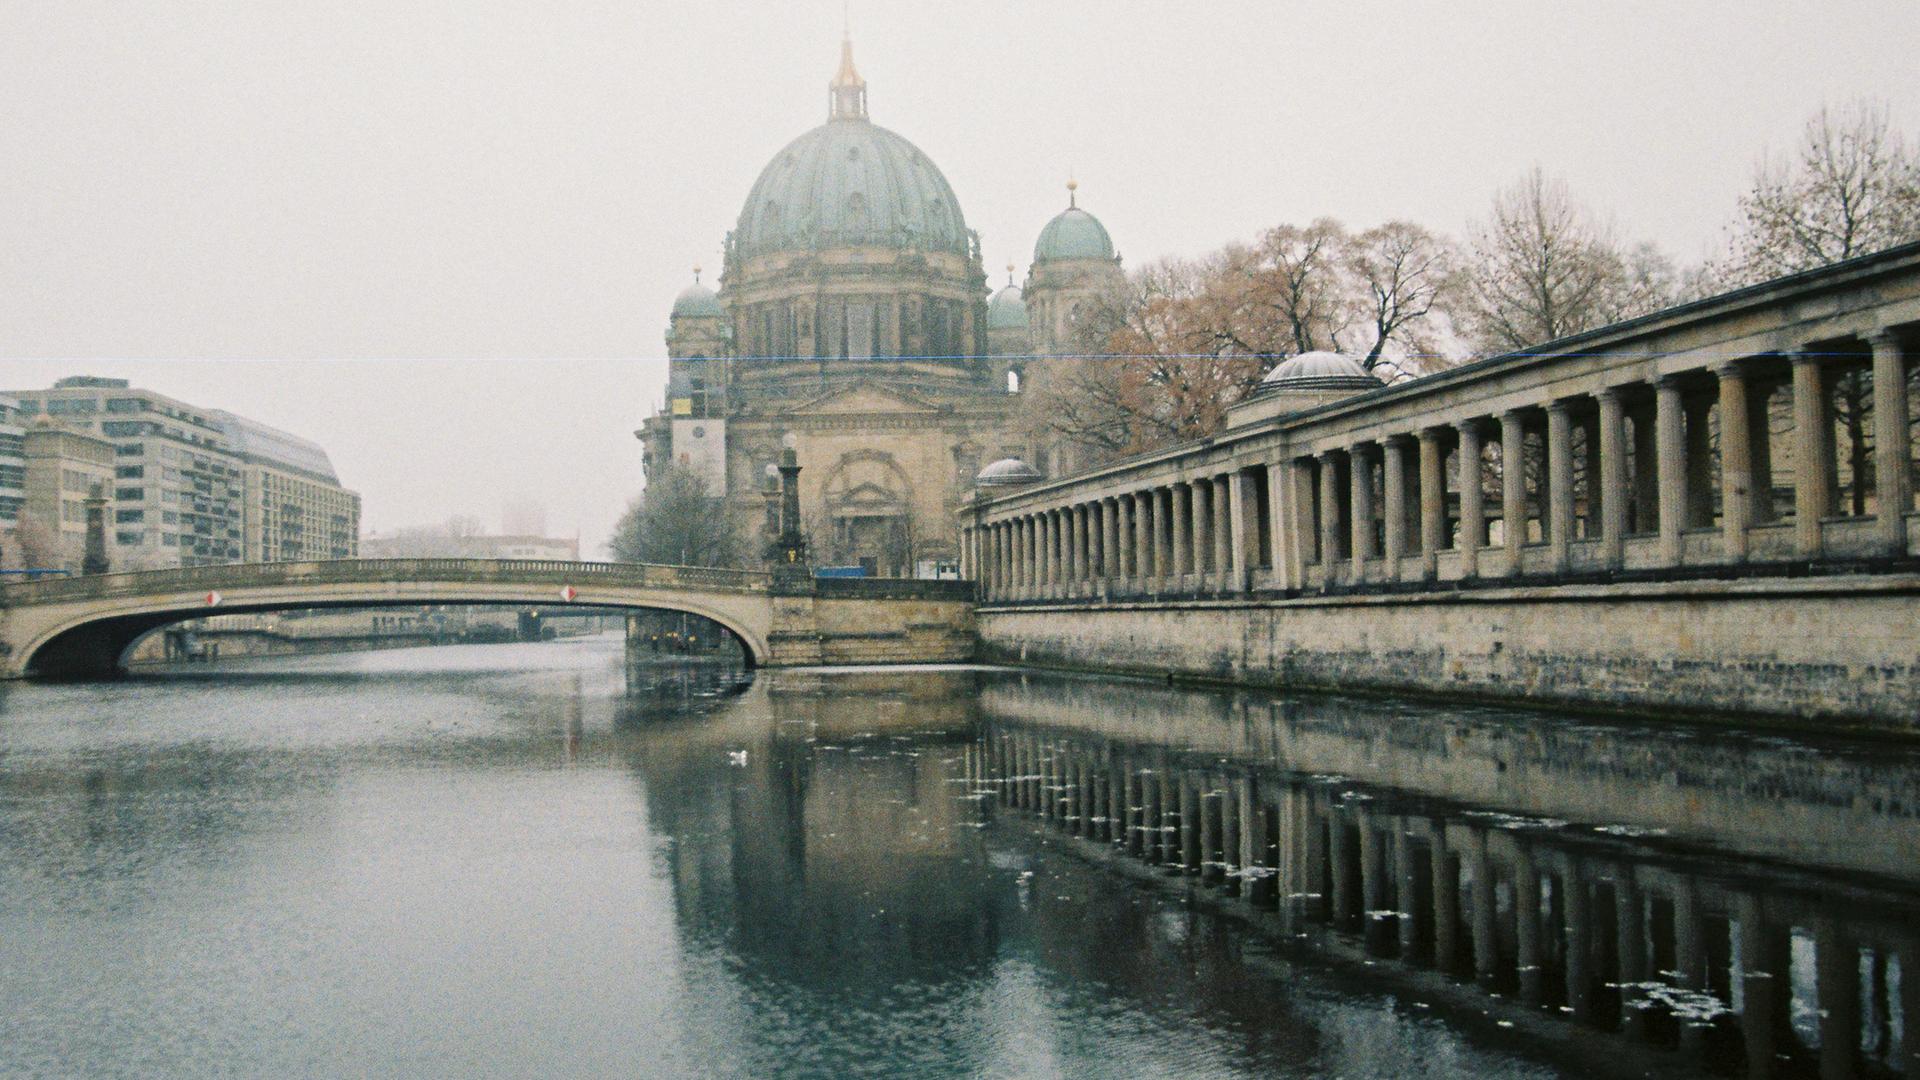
[4,1,1917,551]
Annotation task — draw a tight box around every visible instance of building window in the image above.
[115,531,142,545]
[115,487,143,501]
[115,509,144,523]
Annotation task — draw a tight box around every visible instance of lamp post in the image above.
[772,435,812,592]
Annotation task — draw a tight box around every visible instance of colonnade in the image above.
[962,325,1915,601]
[962,468,1266,602]
[974,723,1920,1079]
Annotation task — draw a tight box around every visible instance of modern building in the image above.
[20,421,116,572]
[0,395,25,540]
[358,529,581,561]
[4,377,359,568]
[635,36,1124,577]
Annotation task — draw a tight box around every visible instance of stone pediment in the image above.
[788,382,949,416]
[833,481,903,508]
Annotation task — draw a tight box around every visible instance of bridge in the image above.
[0,558,977,678]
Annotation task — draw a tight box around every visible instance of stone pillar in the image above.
[1656,376,1687,567]
[1383,438,1409,574]
[1274,458,1306,590]
[1319,454,1343,582]
[1468,833,1498,987]
[1737,893,1788,1078]
[1155,488,1175,587]
[1212,475,1233,590]
[1547,401,1574,572]
[1043,511,1058,596]
[1191,479,1212,579]
[1717,361,1753,562]
[1582,410,1604,540]
[1564,864,1595,1022]
[1500,410,1526,573]
[1793,350,1831,557]
[1229,469,1253,593]
[1128,490,1144,584]
[1419,429,1445,578]
[1350,445,1375,579]
[1869,329,1911,555]
[1172,483,1191,584]
[1456,423,1483,577]
[1104,499,1120,584]
[1615,872,1649,1041]
[1598,387,1627,569]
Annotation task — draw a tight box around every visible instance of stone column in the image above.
[1656,375,1687,567]
[1104,499,1120,584]
[1172,483,1191,584]
[1598,387,1627,569]
[1067,505,1084,595]
[1869,329,1912,555]
[1419,429,1445,578]
[1513,848,1543,1005]
[1042,512,1058,597]
[1547,400,1574,573]
[1274,458,1305,590]
[1350,445,1376,579]
[1212,475,1233,589]
[1011,519,1024,596]
[1229,469,1253,593]
[1134,491,1154,588]
[1500,410,1526,573]
[1155,487,1175,588]
[1431,829,1460,974]
[1717,361,1753,561]
[1319,454,1343,582]
[1582,410,1604,540]
[1383,438,1408,574]
[1793,350,1831,556]
[1188,479,1209,580]
[1456,422,1483,577]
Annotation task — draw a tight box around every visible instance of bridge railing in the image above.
[0,559,773,604]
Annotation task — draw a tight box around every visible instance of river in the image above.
[1,636,1915,1078]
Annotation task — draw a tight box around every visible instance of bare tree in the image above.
[1345,221,1461,375]
[609,465,740,568]
[1464,167,1671,352]
[1720,100,1920,284]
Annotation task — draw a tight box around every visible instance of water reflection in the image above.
[971,672,1920,1079]
[1,642,1913,1078]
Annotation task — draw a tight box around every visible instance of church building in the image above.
[636,37,1124,577]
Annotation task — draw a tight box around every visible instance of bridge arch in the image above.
[0,560,776,679]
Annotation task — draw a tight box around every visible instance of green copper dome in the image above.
[733,121,970,258]
[671,280,724,319]
[1033,206,1115,263]
[987,282,1027,329]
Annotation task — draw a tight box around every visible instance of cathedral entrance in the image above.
[831,511,909,578]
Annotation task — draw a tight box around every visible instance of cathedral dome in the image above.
[975,457,1044,486]
[1256,351,1381,393]
[987,282,1027,330]
[1034,183,1115,263]
[732,40,969,261]
[671,278,724,319]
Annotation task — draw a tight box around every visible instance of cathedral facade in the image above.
[636,38,1124,577]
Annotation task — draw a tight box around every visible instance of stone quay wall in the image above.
[977,574,1920,731]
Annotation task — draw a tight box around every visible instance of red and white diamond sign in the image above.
[559,585,578,602]
[203,591,223,606]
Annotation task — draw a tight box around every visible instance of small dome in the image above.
[1257,351,1382,393]
[671,281,724,320]
[1034,206,1115,263]
[975,457,1044,486]
[987,283,1027,330]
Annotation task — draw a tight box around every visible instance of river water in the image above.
[1,637,1915,1079]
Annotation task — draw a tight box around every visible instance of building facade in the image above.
[635,38,1124,577]
[4,377,360,569]
[20,422,115,572]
